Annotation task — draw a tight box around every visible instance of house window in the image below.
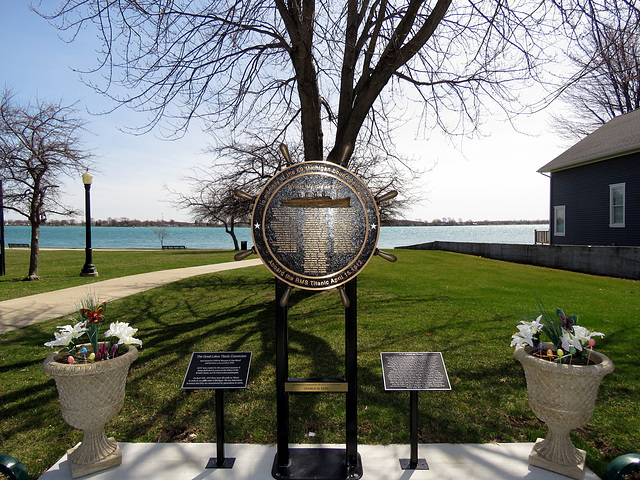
[554,205,566,236]
[610,183,625,227]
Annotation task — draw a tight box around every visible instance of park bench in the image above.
[8,243,30,248]
[162,245,186,250]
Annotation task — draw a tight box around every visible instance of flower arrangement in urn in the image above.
[511,303,604,364]
[42,297,142,478]
[512,302,613,480]
[44,298,142,363]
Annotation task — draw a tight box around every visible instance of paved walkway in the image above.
[39,442,601,480]
[0,258,264,334]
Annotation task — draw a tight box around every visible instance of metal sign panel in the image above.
[252,161,380,290]
[380,352,451,391]
[181,352,252,390]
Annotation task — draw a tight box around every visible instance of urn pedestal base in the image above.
[515,345,613,480]
[67,438,122,478]
[529,438,586,480]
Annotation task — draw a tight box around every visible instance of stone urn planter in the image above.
[42,344,138,478]
[515,344,614,480]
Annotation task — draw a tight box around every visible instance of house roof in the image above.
[538,108,640,173]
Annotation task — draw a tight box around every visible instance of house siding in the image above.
[550,151,640,246]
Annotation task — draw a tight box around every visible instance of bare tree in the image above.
[152,227,170,248]
[41,0,556,167]
[170,139,287,250]
[0,90,93,280]
[552,0,640,138]
[172,136,419,249]
[172,177,252,251]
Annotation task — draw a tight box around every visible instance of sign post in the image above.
[182,351,252,469]
[380,352,451,470]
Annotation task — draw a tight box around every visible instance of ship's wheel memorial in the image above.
[234,144,397,480]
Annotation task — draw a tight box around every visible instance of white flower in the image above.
[560,330,574,351]
[510,317,542,348]
[44,323,87,348]
[104,321,142,347]
[572,325,605,350]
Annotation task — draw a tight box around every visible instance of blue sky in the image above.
[1,3,566,223]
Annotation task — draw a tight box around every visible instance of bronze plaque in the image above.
[285,382,349,393]
[252,161,380,290]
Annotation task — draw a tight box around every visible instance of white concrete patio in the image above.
[39,442,601,480]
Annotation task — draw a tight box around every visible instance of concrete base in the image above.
[67,440,121,478]
[529,439,587,480]
[39,442,602,480]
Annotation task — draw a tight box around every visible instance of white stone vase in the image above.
[514,344,613,480]
[42,344,138,478]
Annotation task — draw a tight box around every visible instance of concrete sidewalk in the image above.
[0,258,264,334]
[39,442,601,480]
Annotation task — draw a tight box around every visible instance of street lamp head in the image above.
[82,171,93,185]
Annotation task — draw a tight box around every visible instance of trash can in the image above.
[241,241,248,250]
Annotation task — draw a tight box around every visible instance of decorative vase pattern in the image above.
[515,344,613,480]
[43,344,138,478]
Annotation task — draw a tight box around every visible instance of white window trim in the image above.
[554,205,566,236]
[609,183,626,228]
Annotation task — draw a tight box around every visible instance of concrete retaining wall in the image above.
[397,241,640,280]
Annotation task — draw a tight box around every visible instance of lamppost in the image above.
[79,171,98,277]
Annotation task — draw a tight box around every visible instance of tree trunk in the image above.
[25,222,40,281]
[276,0,324,162]
[224,221,240,251]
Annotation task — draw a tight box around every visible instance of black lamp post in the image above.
[79,171,98,277]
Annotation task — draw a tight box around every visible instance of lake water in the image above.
[3,224,548,250]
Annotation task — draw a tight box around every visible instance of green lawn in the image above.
[0,248,235,301]
[1,249,638,479]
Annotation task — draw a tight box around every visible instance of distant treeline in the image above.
[382,219,549,227]
[4,218,199,227]
[5,217,548,227]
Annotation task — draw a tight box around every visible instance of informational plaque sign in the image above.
[182,352,252,390]
[380,352,451,391]
[251,161,380,290]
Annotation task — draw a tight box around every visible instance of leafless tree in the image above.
[152,227,170,248]
[171,136,419,249]
[170,139,289,250]
[552,0,640,138]
[0,90,93,280]
[40,0,557,167]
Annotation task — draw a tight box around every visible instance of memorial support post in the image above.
[345,278,358,473]
[275,279,290,470]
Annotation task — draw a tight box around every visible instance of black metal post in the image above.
[80,181,98,277]
[0,180,5,276]
[399,390,428,470]
[275,279,290,469]
[345,278,359,473]
[205,389,235,469]
[409,391,418,468]
[216,389,226,466]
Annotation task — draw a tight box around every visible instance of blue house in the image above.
[538,109,640,246]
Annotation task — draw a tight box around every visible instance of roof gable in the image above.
[538,108,640,173]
